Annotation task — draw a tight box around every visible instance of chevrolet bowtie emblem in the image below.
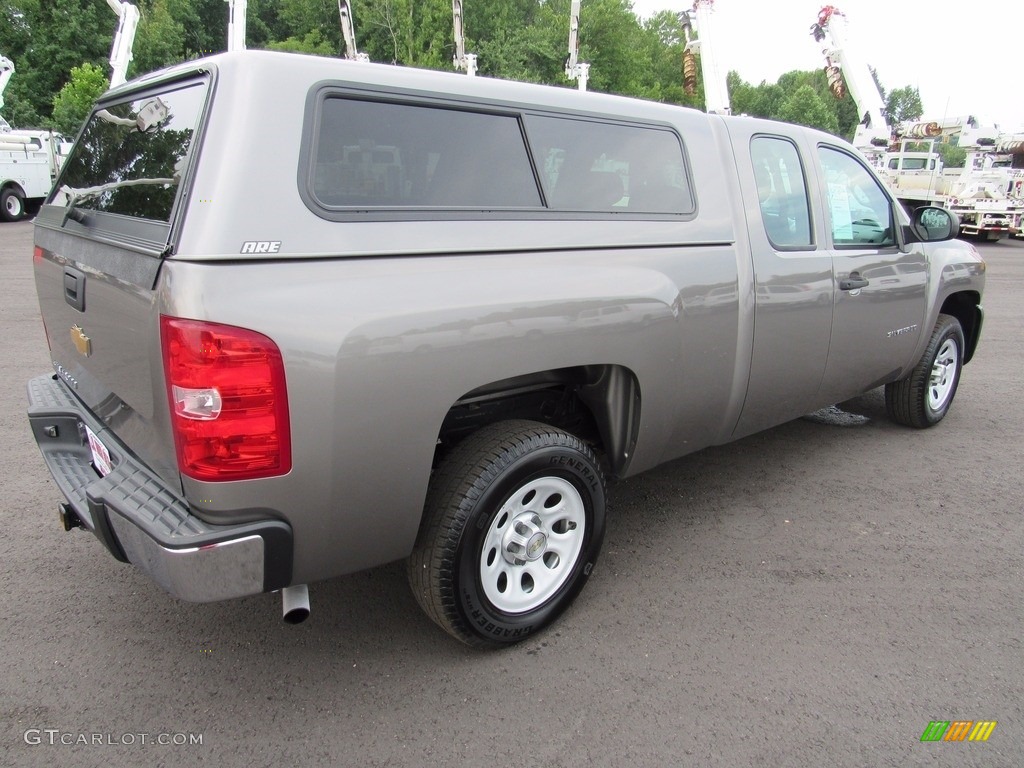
[71,325,92,357]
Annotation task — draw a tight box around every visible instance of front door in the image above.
[814,145,927,405]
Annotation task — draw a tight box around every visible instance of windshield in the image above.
[52,80,207,223]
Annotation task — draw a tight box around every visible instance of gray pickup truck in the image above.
[26,51,984,646]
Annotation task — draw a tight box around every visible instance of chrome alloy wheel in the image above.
[479,476,586,614]
[928,338,959,412]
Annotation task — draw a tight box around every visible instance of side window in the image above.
[818,146,896,247]
[750,136,812,248]
[312,98,541,209]
[524,115,693,213]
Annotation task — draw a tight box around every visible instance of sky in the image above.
[629,0,1024,132]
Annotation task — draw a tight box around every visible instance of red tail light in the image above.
[160,316,291,481]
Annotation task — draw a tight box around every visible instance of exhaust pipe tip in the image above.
[281,584,310,624]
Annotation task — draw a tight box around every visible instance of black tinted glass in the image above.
[525,115,693,213]
[313,98,541,208]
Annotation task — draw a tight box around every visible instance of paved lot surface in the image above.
[1,219,1021,767]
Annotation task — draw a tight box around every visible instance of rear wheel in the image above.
[408,420,606,646]
[1,187,26,222]
[885,314,964,428]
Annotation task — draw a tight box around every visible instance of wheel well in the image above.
[940,291,982,363]
[436,365,641,479]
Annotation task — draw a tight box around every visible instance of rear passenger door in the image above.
[814,144,927,404]
[730,127,834,438]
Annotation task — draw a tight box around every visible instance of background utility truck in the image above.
[0,54,70,221]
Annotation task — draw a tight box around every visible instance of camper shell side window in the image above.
[300,87,695,221]
[309,97,541,210]
[524,114,694,214]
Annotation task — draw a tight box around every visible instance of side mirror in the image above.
[911,206,959,242]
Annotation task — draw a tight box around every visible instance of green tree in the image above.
[50,61,107,135]
[832,85,860,140]
[474,24,559,83]
[465,0,553,82]
[870,65,885,103]
[1,0,111,125]
[356,0,451,68]
[727,73,787,121]
[173,0,230,57]
[276,0,342,54]
[886,85,923,124]
[778,84,839,134]
[936,142,967,168]
[267,28,336,56]
[569,0,647,96]
[0,0,926,139]
[133,0,186,76]
[635,11,691,107]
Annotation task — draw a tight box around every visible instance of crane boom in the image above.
[452,1,477,76]
[225,0,247,52]
[995,132,1024,154]
[811,6,888,153]
[339,1,370,62]
[811,6,1021,238]
[811,6,941,164]
[565,0,589,91]
[0,55,14,115]
[106,0,140,87]
[682,1,730,115]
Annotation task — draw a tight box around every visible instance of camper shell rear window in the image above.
[51,79,209,225]
[302,90,694,219]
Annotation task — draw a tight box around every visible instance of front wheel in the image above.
[885,314,964,428]
[1,187,26,222]
[407,420,606,647]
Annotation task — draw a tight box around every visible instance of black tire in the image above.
[885,314,964,428]
[407,420,606,647]
[1,187,26,222]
